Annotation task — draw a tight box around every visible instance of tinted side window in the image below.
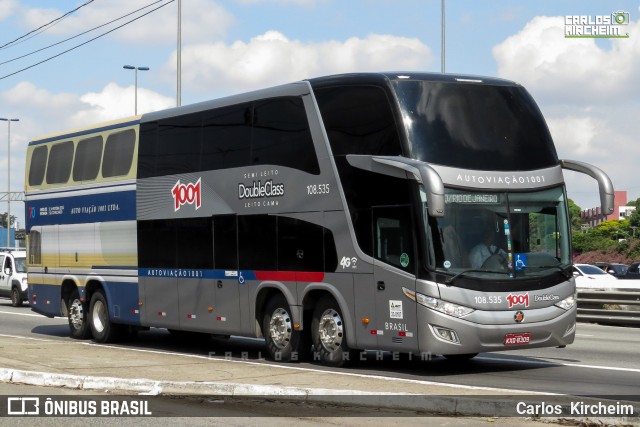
[138,220,176,268]
[277,217,324,271]
[103,129,136,178]
[73,136,103,182]
[238,215,277,270]
[202,104,252,171]
[314,85,403,156]
[334,157,413,257]
[46,141,74,184]
[214,215,238,270]
[176,218,213,269]
[29,230,42,264]
[252,97,319,174]
[157,112,202,176]
[373,206,414,272]
[28,146,48,186]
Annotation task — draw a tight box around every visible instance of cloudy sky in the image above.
[0,0,638,227]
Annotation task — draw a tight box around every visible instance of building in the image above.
[581,190,636,227]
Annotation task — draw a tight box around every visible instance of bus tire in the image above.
[89,290,121,343]
[311,295,355,367]
[263,294,306,362]
[11,286,22,307]
[68,289,91,339]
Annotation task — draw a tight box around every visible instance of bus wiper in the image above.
[442,268,510,285]
[523,265,572,280]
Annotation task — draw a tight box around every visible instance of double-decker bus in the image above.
[25,72,613,366]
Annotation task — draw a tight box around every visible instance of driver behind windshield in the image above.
[469,227,507,269]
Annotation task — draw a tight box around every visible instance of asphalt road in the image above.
[1,298,639,400]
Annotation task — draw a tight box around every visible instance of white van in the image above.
[0,250,28,307]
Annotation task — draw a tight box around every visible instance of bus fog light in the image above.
[432,326,460,343]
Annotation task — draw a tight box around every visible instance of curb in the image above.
[2,367,639,424]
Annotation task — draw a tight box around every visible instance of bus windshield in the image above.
[424,186,571,280]
[393,80,558,171]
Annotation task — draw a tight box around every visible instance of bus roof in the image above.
[29,116,141,146]
[306,72,518,88]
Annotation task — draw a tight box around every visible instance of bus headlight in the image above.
[554,292,577,310]
[415,292,474,318]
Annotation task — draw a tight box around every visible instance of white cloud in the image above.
[167,31,433,97]
[72,82,174,125]
[493,15,640,209]
[20,0,234,45]
[0,0,17,22]
[493,16,640,104]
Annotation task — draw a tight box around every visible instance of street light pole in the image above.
[0,117,18,249]
[123,65,150,115]
[177,0,182,107]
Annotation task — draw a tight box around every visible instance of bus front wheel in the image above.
[89,290,121,343]
[67,289,91,339]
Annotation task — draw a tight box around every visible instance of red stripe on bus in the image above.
[254,271,324,282]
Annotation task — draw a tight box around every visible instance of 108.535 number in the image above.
[307,183,330,195]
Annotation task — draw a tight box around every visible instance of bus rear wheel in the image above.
[263,294,307,362]
[89,290,122,343]
[68,289,91,339]
[311,296,355,367]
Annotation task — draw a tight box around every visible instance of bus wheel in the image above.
[68,289,91,339]
[11,287,22,307]
[89,290,121,343]
[263,294,304,362]
[311,296,354,367]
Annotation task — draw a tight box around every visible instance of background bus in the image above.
[25,72,613,366]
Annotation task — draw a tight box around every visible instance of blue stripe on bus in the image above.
[29,120,140,146]
[30,281,140,325]
[25,190,136,231]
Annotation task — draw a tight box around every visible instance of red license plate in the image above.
[504,332,531,346]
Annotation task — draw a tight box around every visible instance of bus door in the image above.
[372,205,418,352]
[211,215,243,334]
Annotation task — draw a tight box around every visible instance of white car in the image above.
[0,250,28,306]
[573,263,619,290]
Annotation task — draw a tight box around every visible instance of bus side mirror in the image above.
[346,155,445,217]
[4,268,11,275]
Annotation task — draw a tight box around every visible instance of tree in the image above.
[0,212,16,229]
[567,199,583,231]
[627,198,640,228]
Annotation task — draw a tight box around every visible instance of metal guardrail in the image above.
[577,289,640,326]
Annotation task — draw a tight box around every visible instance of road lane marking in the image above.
[0,310,55,318]
[477,356,640,373]
[0,333,57,342]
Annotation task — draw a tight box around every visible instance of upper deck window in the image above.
[103,129,136,178]
[393,81,558,171]
[46,141,74,184]
[28,145,48,186]
[73,136,103,182]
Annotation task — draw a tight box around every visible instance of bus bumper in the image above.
[417,305,576,356]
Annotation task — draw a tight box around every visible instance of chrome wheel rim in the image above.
[69,299,85,330]
[318,309,343,352]
[268,308,292,349]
